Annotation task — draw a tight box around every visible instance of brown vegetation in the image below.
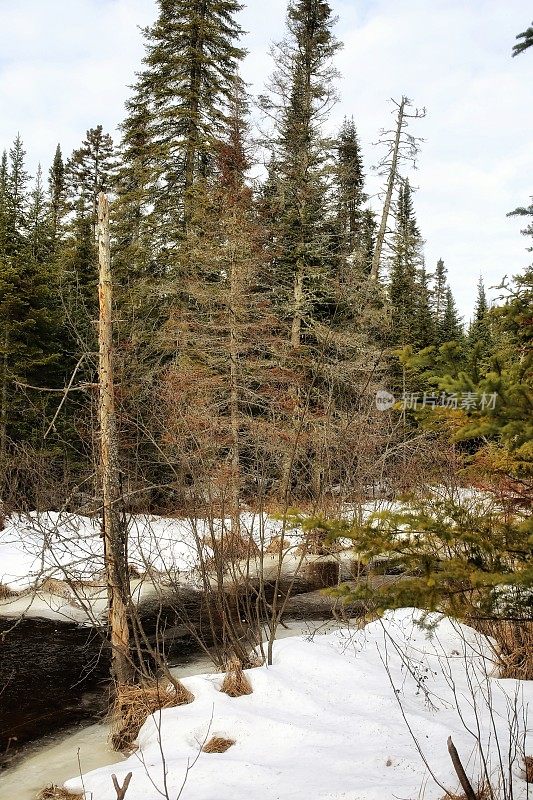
[442,785,491,800]
[202,735,235,753]
[0,582,16,599]
[306,559,340,589]
[111,680,194,750]
[523,755,533,783]
[36,787,83,800]
[220,659,253,697]
[475,619,533,680]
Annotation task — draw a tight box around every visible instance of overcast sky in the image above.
[0,0,531,317]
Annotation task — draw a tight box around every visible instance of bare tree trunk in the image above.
[228,241,241,538]
[0,326,9,473]
[290,264,305,349]
[370,96,407,282]
[447,737,477,800]
[97,192,133,687]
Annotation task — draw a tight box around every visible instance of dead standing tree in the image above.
[370,96,425,281]
[98,192,133,687]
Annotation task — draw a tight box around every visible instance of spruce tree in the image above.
[432,258,447,324]
[439,286,463,344]
[28,165,51,262]
[66,125,116,235]
[388,179,423,347]
[6,134,30,254]
[334,118,366,253]
[512,21,533,56]
[467,276,493,378]
[0,151,8,258]
[117,0,246,241]
[48,144,67,248]
[262,0,340,349]
[416,265,436,348]
[0,142,63,465]
[431,258,463,346]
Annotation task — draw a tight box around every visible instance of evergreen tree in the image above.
[430,258,463,346]
[262,0,340,349]
[416,265,435,348]
[28,165,51,262]
[0,151,8,258]
[439,286,463,344]
[6,134,30,254]
[66,125,116,235]
[48,144,67,248]
[512,21,533,56]
[388,179,423,347]
[432,258,447,325]
[467,276,493,378]
[0,141,63,464]
[333,118,366,255]
[117,0,246,243]
[113,96,154,282]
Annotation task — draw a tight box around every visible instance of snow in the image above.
[0,509,333,622]
[62,609,533,800]
[0,501,400,596]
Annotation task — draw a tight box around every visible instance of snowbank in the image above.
[64,609,533,800]
[0,510,308,621]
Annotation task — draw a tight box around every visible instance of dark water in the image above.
[0,575,348,766]
[0,617,110,758]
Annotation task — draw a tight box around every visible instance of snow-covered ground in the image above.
[0,491,496,623]
[59,609,532,800]
[0,511,301,621]
[0,505,374,622]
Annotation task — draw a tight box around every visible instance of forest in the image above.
[0,2,531,800]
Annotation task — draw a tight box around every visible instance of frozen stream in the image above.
[0,619,347,800]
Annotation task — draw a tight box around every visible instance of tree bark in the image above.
[97,192,133,687]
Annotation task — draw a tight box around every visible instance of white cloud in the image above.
[0,0,531,315]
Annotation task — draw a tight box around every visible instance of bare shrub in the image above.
[202,530,259,566]
[202,735,235,753]
[111,680,194,751]
[220,659,253,697]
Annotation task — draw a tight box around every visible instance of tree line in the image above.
[0,0,530,515]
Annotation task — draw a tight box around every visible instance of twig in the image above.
[44,355,87,439]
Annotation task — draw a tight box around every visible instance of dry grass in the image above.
[442,782,492,800]
[220,659,253,697]
[203,532,259,566]
[523,755,533,783]
[476,619,533,680]
[202,736,235,753]
[39,578,72,598]
[0,582,16,599]
[111,679,194,751]
[265,535,289,555]
[36,787,83,800]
